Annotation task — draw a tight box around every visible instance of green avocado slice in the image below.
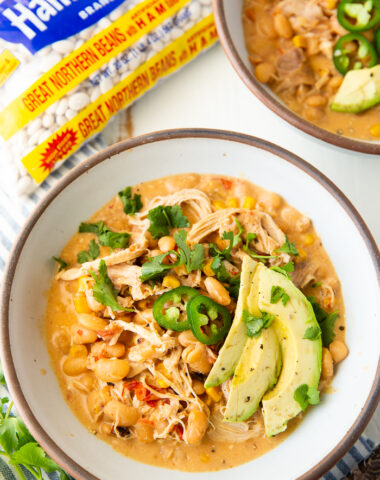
[223,262,281,422]
[330,65,380,113]
[224,326,281,422]
[204,256,258,388]
[257,268,322,437]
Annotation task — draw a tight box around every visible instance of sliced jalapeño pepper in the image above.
[337,0,380,32]
[187,295,231,345]
[375,26,380,53]
[333,33,378,74]
[153,286,199,331]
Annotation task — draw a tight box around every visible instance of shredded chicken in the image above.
[57,243,148,280]
[139,189,213,221]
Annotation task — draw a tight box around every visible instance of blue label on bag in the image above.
[0,0,127,54]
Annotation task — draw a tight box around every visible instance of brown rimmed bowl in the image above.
[213,0,380,154]
[1,129,379,480]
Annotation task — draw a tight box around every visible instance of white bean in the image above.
[53,39,75,54]
[69,92,90,111]
[42,114,54,128]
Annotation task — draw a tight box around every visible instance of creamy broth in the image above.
[242,0,380,141]
[45,174,346,472]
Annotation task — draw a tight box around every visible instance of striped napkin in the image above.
[0,137,377,480]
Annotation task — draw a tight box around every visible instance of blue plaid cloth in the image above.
[0,137,377,480]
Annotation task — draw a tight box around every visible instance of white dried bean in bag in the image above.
[0,0,216,197]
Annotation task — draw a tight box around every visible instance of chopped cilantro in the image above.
[276,236,299,256]
[89,260,132,312]
[210,256,241,298]
[118,186,143,215]
[79,221,130,250]
[307,296,339,347]
[77,239,100,264]
[242,310,274,338]
[52,256,68,272]
[312,281,322,288]
[147,205,190,239]
[174,230,205,273]
[243,232,277,261]
[140,252,178,282]
[226,274,241,299]
[303,326,322,341]
[270,286,290,306]
[270,261,294,278]
[294,384,320,412]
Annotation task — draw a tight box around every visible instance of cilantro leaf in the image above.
[0,417,34,454]
[320,312,339,347]
[0,362,5,386]
[242,310,274,338]
[226,275,241,299]
[270,261,294,278]
[209,229,241,260]
[118,186,143,215]
[294,384,320,412]
[78,221,104,234]
[211,256,241,298]
[89,260,132,312]
[147,205,190,239]
[243,232,277,261]
[10,442,60,473]
[307,296,339,347]
[140,252,178,282]
[276,235,299,256]
[303,326,321,340]
[270,286,290,306]
[52,257,68,272]
[79,222,130,250]
[77,239,100,264]
[174,230,205,273]
[98,230,130,250]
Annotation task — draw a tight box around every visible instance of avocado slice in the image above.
[204,256,258,388]
[257,268,322,437]
[224,326,281,422]
[223,263,281,422]
[331,65,380,113]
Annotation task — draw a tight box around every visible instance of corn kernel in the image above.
[205,396,213,406]
[243,196,256,210]
[69,345,87,357]
[303,234,315,246]
[370,123,380,137]
[162,275,180,289]
[203,259,215,277]
[295,248,308,263]
[74,293,92,314]
[200,454,210,463]
[213,200,226,210]
[292,35,307,48]
[78,276,89,292]
[327,0,337,9]
[174,264,187,276]
[227,197,239,208]
[157,378,171,388]
[206,387,222,403]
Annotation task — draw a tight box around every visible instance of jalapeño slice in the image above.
[337,0,380,32]
[187,295,232,345]
[153,286,199,331]
[333,33,378,74]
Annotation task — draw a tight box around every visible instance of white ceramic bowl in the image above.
[213,0,380,154]
[1,129,379,480]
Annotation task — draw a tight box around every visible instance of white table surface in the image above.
[102,43,380,443]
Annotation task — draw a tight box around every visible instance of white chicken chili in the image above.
[45,173,347,471]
